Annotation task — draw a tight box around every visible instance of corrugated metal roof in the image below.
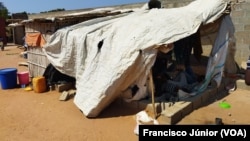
[21,7,136,24]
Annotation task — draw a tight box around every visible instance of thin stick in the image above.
[149,69,156,119]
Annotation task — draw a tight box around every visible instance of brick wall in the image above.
[230,0,250,65]
[160,0,250,65]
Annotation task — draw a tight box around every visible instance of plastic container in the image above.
[32,76,47,93]
[17,71,30,85]
[0,68,17,89]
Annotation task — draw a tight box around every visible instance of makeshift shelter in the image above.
[20,8,131,77]
[43,0,235,117]
[7,13,28,45]
[7,23,25,45]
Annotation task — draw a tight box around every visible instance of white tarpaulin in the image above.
[194,15,235,94]
[43,0,229,117]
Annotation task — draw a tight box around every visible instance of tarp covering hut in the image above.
[43,0,235,117]
[21,8,133,77]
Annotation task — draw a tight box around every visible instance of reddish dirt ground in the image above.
[0,44,249,141]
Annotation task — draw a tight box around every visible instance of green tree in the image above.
[40,8,65,13]
[0,2,9,19]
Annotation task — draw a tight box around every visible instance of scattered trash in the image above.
[18,62,29,67]
[215,117,224,125]
[219,101,231,109]
[6,53,19,55]
[20,51,27,59]
[59,89,76,101]
[24,86,33,91]
[59,91,69,101]
[134,111,159,135]
[226,83,237,93]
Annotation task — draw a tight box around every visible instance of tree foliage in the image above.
[40,8,65,13]
[0,2,8,19]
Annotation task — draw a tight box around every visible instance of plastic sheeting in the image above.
[43,0,229,117]
[194,15,236,94]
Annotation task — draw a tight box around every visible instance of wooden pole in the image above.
[149,69,156,119]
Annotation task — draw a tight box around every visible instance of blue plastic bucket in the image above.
[0,68,17,89]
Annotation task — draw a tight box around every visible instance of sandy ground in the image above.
[0,44,250,141]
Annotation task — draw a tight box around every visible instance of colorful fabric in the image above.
[25,32,46,47]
